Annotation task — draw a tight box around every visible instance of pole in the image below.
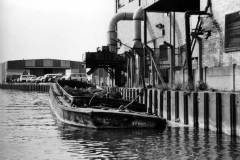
[143,10,147,83]
[172,12,176,88]
[185,11,211,86]
[185,12,193,86]
[197,37,203,82]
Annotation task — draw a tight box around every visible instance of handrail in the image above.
[145,45,168,88]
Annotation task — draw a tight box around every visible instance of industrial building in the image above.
[0,59,86,83]
[94,0,240,91]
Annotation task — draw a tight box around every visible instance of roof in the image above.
[144,0,200,12]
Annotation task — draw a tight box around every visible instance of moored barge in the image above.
[49,80,166,129]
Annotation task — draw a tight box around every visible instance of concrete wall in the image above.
[201,0,240,67]
[176,65,240,91]
[114,86,240,137]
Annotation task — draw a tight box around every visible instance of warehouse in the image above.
[0,59,86,83]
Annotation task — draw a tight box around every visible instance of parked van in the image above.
[61,73,87,82]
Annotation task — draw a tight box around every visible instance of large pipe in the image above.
[108,12,134,53]
[185,12,193,86]
[133,7,144,51]
[133,7,144,87]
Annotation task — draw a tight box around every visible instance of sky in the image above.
[0,0,115,63]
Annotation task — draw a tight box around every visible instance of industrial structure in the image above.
[88,0,240,91]
[0,59,86,83]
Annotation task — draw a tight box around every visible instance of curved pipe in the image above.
[108,12,133,53]
[132,7,144,87]
[133,7,144,45]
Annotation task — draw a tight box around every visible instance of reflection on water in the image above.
[0,89,240,160]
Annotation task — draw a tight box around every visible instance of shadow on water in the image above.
[56,122,167,159]
[54,121,240,160]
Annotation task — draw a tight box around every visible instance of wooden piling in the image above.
[147,89,152,114]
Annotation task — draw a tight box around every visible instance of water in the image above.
[0,89,240,160]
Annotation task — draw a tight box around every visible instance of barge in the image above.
[49,80,166,129]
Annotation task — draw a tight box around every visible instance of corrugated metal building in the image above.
[0,59,86,83]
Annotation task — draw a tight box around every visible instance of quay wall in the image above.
[108,87,240,137]
[0,83,50,92]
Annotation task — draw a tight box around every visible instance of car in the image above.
[19,75,36,83]
[42,74,62,82]
[61,73,87,81]
[35,76,43,83]
[48,74,63,82]
[28,76,38,83]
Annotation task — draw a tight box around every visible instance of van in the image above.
[61,73,87,82]
[19,75,36,83]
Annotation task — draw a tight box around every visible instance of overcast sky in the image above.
[0,0,115,63]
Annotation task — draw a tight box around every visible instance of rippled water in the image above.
[0,89,240,160]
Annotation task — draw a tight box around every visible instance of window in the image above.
[225,11,240,52]
[159,45,169,61]
[7,60,24,69]
[35,60,43,67]
[53,60,60,67]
